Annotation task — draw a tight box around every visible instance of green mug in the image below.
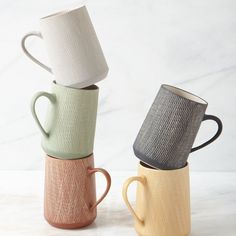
[31,82,99,159]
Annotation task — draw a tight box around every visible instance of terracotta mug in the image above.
[44,154,111,229]
[21,5,108,88]
[122,162,191,236]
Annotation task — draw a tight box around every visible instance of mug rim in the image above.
[52,81,99,91]
[41,5,86,20]
[46,153,94,161]
[139,161,189,172]
[162,84,208,105]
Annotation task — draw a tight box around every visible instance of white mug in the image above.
[21,6,109,88]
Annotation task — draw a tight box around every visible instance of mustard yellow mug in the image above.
[122,162,191,236]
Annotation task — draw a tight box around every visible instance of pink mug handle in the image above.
[87,167,111,210]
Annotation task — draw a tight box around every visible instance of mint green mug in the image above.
[31,82,99,159]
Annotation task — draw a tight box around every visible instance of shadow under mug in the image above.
[44,154,111,229]
[133,84,223,170]
[31,82,98,159]
[122,162,191,236]
[21,5,108,88]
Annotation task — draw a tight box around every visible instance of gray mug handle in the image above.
[30,92,56,138]
[21,31,52,73]
[191,114,223,152]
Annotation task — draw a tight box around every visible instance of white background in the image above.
[0,0,235,171]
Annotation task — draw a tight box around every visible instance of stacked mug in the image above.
[22,6,111,229]
[123,84,223,236]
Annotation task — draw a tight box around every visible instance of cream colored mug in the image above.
[21,6,108,88]
[122,162,191,236]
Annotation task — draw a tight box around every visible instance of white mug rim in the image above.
[162,84,208,105]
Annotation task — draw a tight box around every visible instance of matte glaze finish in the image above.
[31,82,99,159]
[123,162,191,236]
[133,84,222,169]
[21,6,108,88]
[44,154,111,229]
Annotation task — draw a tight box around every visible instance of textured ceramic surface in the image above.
[123,162,191,236]
[1,170,236,235]
[44,154,111,229]
[31,82,99,159]
[21,5,108,88]
[133,84,223,170]
[1,0,236,172]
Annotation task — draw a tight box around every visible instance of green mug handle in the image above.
[31,92,56,138]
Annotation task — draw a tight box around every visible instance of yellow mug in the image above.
[122,162,191,236]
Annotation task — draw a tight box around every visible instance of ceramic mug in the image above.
[21,6,108,88]
[44,154,111,229]
[31,82,98,159]
[133,84,223,170]
[122,162,191,236]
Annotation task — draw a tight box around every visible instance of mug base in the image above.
[42,145,93,160]
[61,70,109,89]
[133,148,186,170]
[136,229,190,236]
[44,215,96,229]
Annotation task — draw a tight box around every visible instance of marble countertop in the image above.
[0,170,235,236]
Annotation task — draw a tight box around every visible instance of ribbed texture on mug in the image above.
[41,83,99,159]
[133,86,207,169]
[40,6,108,88]
[44,154,97,228]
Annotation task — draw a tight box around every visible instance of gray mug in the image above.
[133,84,223,170]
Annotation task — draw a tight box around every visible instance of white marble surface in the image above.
[1,1,235,234]
[0,0,236,171]
[0,170,235,236]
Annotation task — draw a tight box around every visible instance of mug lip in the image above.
[41,5,86,20]
[52,81,99,91]
[46,153,94,161]
[162,84,208,105]
[139,161,189,172]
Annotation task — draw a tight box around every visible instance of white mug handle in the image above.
[21,31,52,73]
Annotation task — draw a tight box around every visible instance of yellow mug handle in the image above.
[122,176,146,225]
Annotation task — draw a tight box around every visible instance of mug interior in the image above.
[53,81,98,91]
[140,162,156,169]
[140,161,188,171]
[163,84,207,104]
[82,85,98,90]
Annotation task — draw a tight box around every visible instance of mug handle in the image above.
[30,91,56,138]
[191,114,223,152]
[87,167,111,210]
[21,31,52,73]
[122,176,146,225]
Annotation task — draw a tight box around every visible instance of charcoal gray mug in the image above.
[133,84,223,170]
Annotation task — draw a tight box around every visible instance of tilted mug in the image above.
[31,82,98,159]
[122,162,191,236]
[44,154,111,229]
[21,6,108,88]
[133,84,223,170]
